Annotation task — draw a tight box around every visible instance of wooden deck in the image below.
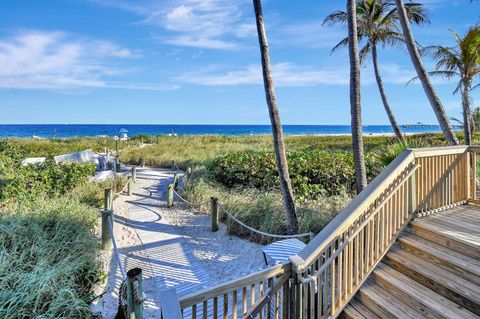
[342,204,480,319]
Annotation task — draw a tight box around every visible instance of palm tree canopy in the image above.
[421,26,480,93]
[324,0,429,63]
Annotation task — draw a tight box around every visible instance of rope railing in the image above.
[168,167,314,240]
[218,203,314,240]
[106,211,127,280]
[172,188,210,207]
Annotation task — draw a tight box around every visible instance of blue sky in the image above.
[0,0,478,125]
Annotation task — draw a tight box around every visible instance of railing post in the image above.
[186,167,192,182]
[472,152,477,200]
[127,268,144,319]
[167,184,174,208]
[408,164,417,215]
[102,188,113,250]
[173,173,179,191]
[140,157,145,168]
[172,160,176,170]
[159,288,182,319]
[128,176,133,196]
[115,155,121,172]
[132,167,137,183]
[101,210,113,250]
[211,197,219,232]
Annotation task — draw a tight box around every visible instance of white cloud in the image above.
[176,63,350,87]
[0,30,175,91]
[175,62,437,87]
[93,0,252,49]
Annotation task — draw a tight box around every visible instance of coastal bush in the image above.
[207,150,379,198]
[0,197,101,318]
[0,158,96,205]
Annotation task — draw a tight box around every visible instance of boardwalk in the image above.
[99,166,265,318]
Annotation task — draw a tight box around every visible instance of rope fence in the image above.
[218,203,314,240]
[168,168,314,241]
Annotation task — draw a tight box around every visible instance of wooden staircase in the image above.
[341,205,480,319]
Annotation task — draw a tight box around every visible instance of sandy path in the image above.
[94,166,265,318]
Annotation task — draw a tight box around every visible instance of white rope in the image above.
[173,189,210,207]
[218,203,313,240]
[107,212,127,280]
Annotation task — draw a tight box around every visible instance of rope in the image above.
[173,188,210,207]
[133,280,146,304]
[218,203,313,240]
[107,212,127,280]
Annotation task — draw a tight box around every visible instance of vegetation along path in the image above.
[99,166,266,318]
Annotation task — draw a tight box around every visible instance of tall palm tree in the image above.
[419,26,480,145]
[324,0,429,146]
[252,0,299,233]
[348,0,368,193]
[395,0,460,145]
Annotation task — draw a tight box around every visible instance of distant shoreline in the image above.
[0,124,455,139]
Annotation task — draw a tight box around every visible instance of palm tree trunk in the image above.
[371,44,407,146]
[395,0,459,145]
[348,0,368,194]
[252,0,299,233]
[462,79,473,145]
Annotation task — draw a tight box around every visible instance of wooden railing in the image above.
[177,146,477,319]
[179,263,292,319]
[289,146,475,319]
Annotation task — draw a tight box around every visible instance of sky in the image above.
[0,0,478,125]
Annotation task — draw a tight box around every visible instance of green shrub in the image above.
[208,150,379,199]
[0,159,96,205]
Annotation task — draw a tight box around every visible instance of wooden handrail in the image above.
[291,149,415,272]
[179,263,291,308]
[159,288,183,319]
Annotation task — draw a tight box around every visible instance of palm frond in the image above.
[323,10,348,26]
[331,37,349,54]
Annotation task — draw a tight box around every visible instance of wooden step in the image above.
[356,279,427,319]
[384,247,480,315]
[340,297,381,319]
[408,221,480,261]
[397,233,480,285]
[372,263,480,319]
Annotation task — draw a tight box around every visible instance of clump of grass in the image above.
[0,196,101,318]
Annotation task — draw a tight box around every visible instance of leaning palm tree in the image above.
[324,0,429,146]
[395,0,459,145]
[347,0,368,193]
[418,26,480,145]
[252,0,299,233]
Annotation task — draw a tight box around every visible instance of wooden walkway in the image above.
[342,204,480,319]
[126,168,213,298]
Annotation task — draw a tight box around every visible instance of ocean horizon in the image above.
[0,124,455,138]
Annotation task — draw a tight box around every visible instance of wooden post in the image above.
[132,167,137,183]
[167,184,174,208]
[472,152,477,200]
[186,167,192,181]
[159,289,182,319]
[128,176,133,196]
[101,210,113,250]
[104,188,113,211]
[102,188,113,250]
[172,160,176,170]
[211,197,219,232]
[408,164,417,216]
[173,173,179,191]
[127,268,144,319]
[115,155,121,172]
[115,139,119,154]
[140,157,145,168]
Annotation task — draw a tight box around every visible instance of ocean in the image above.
[0,124,450,138]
